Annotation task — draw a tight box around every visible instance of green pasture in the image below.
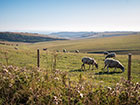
[0,34,140,87]
[0,44,140,86]
[25,34,140,54]
[0,14,140,105]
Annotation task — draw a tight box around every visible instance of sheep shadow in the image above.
[69,69,88,72]
[95,71,123,75]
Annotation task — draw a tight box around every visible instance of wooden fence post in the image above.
[128,53,132,81]
[37,49,40,68]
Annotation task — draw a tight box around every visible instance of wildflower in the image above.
[107,86,112,91]
[80,85,84,90]
[77,90,84,98]
[3,69,8,73]
[116,83,120,86]
[134,82,140,90]
[53,96,59,105]
[80,93,84,98]
[54,96,57,99]
[116,90,120,95]
[3,69,11,75]
[9,83,13,87]
[100,81,104,83]
[54,77,60,81]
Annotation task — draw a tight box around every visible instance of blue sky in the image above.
[0,0,140,32]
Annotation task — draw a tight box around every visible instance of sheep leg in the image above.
[81,65,83,70]
[107,66,110,73]
[92,64,94,70]
[81,64,85,70]
[84,64,85,70]
[103,64,107,71]
[89,64,91,70]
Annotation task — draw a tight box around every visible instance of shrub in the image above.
[0,65,139,104]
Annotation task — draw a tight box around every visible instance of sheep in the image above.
[75,50,79,53]
[103,58,125,72]
[104,51,109,55]
[105,52,116,59]
[63,49,67,53]
[81,57,98,70]
[43,48,47,51]
[14,47,18,50]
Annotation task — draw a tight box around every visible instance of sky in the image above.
[0,0,140,32]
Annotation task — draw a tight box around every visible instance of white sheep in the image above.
[14,47,18,50]
[105,52,116,59]
[63,49,67,53]
[103,58,125,72]
[75,50,79,53]
[81,57,98,70]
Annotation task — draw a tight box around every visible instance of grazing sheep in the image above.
[103,58,125,72]
[14,47,18,50]
[104,51,109,55]
[105,52,116,59]
[43,48,47,51]
[81,57,98,70]
[75,50,79,53]
[63,49,67,53]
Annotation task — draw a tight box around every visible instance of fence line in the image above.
[37,49,40,68]
[128,53,132,81]
[36,50,132,81]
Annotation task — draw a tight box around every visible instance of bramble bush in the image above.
[0,64,139,105]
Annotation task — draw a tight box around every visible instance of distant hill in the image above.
[49,31,139,39]
[0,32,66,43]
[28,34,140,54]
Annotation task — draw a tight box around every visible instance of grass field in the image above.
[0,34,140,104]
[0,34,140,86]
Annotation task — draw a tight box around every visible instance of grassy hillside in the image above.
[0,35,140,104]
[0,44,139,85]
[0,32,66,43]
[49,31,139,39]
[26,34,140,54]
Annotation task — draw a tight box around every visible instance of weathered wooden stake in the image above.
[128,53,132,81]
[37,49,40,68]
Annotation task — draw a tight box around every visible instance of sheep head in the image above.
[95,63,98,69]
[93,60,98,69]
[118,64,125,72]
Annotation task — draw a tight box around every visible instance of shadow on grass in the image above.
[95,71,123,75]
[69,69,88,72]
